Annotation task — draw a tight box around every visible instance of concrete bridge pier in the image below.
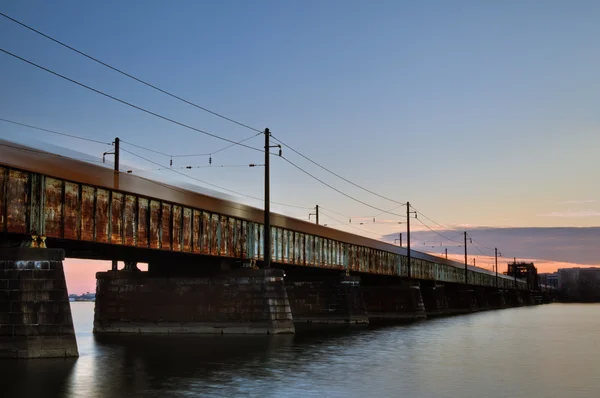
[475,287,491,311]
[362,282,426,324]
[421,283,450,317]
[94,264,294,335]
[0,247,78,358]
[445,284,478,314]
[523,291,535,306]
[506,290,524,307]
[489,289,507,309]
[285,273,369,329]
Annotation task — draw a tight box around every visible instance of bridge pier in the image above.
[285,274,369,329]
[0,248,78,358]
[475,287,490,311]
[362,283,426,324]
[506,290,524,307]
[489,289,507,309]
[420,283,450,317]
[94,267,294,335]
[445,285,478,314]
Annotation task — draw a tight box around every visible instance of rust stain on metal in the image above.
[192,209,201,253]
[172,205,182,251]
[111,192,124,244]
[95,189,109,243]
[202,212,210,254]
[6,169,29,234]
[124,195,136,246]
[137,197,149,248]
[43,177,63,238]
[161,203,171,250]
[0,166,6,230]
[149,200,160,249]
[182,207,192,252]
[64,181,80,240]
[210,214,218,255]
[81,185,95,241]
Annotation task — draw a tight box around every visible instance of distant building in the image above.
[538,272,559,289]
[556,267,600,302]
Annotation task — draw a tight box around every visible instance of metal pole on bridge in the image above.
[406,202,411,279]
[264,128,271,269]
[464,231,468,285]
[445,248,448,259]
[495,248,498,288]
[114,137,120,173]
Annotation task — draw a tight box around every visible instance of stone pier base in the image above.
[286,275,369,327]
[489,290,507,309]
[506,290,524,307]
[363,284,426,323]
[422,284,450,317]
[446,287,478,314]
[0,248,78,358]
[94,268,294,335]
[475,287,490,311]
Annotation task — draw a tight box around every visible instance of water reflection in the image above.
[3,303,600,398]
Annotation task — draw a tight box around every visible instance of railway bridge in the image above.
[0,141,553,358]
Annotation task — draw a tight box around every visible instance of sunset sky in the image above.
[0,2,598,293]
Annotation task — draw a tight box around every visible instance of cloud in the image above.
[558,200,596,204]
[538,210,600,217]
[383,227,600,266]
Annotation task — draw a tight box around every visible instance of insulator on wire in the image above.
[170,157,173,167]
[209,156,212,165]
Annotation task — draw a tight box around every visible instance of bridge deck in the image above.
[0,140,537,291]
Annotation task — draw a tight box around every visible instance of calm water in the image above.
[1,303,599,397]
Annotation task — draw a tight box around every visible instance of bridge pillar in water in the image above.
[506,290,524,307]
[285,275,369,329]
[445,284,478,314]
[362,283,426,323]
[421,284,450,317]
[94,267,294,335]
[489,289,507,309]
[475,287,490,311]
[0,248,78,358]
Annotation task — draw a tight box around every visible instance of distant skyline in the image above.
[1,1,598,288]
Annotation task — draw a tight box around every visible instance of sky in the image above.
[0,1,598,293]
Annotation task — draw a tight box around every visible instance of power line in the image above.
[0,141,111,166]
[0,47,263,153]
[272,135,406,206]
[319,210,381,238]
[0,12,263,134]
[0,13,414,212]
[414,217,463,243]
[120,147,311,210]
[409,204,460,234]
[120,132,261,159]
[279,155,407,218]
[128,164,254,173]
[0,117,112,145]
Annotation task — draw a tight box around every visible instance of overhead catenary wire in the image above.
[120,147,311,210]
[0,47,263,153]
[0,12,263,135]
[414,217,463,244]
[0,141,112,166]
[272,135,407,206]
[319,210,382,238]
[0,12,414,211]
[0,117,112,145]
[279,155,407,218]
[120,132,261,159]
[128,164,256,173]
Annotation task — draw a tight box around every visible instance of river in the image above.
[1,303,598,397]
